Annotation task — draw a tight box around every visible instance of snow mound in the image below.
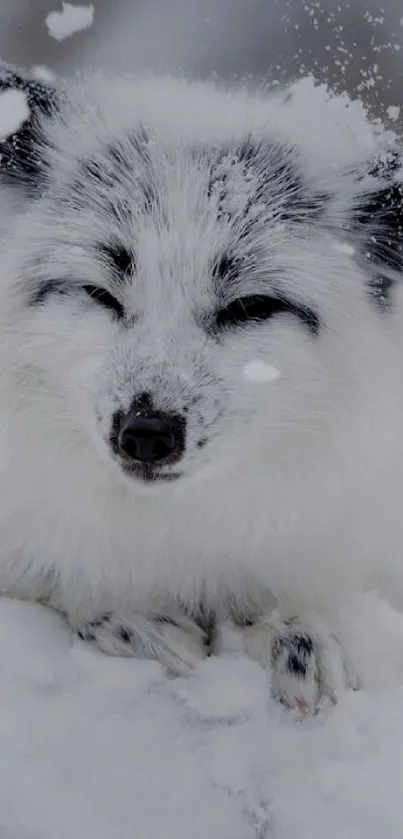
[0,89,29,140]
[45,3,94,41]
[1,594,403,838]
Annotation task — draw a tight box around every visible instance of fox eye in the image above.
[214,294,320,334]
[215,295,295,328]
[82,285,124,319]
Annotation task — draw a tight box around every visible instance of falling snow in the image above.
[331,241,356,256]
[386,105,401,122]
[243,361,282,383]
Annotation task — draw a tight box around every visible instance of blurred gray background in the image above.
[0,0,402,122]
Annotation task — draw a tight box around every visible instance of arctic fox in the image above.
[0,63,402,710]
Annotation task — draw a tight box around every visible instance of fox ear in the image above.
[353,152,403,306]
[0,64,60,190]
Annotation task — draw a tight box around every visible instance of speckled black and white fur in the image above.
[1,64,403,711]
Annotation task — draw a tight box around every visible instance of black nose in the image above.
[117,413,185,465]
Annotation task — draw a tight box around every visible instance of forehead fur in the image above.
[9,71,401,317]
[27,132,330,320]
[38,73,394,251]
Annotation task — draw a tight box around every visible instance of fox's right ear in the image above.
[0,64,61,190]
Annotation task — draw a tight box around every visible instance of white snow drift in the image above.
[0,594,403,839]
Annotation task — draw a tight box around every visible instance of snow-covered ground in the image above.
[1,593,403,839]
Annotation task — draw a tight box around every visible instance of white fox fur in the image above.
[0,67,402,704]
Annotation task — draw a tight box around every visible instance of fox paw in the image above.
[76,610,206,676]
[240,614,360,712]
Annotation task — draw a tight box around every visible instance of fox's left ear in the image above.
[0,63,61,190]
[352,152,403,305]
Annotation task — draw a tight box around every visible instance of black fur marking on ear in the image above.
[0,64,59,189]
[353,152,403,306]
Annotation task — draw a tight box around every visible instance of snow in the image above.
[45,2,94,41]
[386,105,401,123]
[331,241,356,256]
[211,152,262,220]
[31,65,56,83]
[244,360,282,383]
[1,594,403,838]
[0,89,29,140]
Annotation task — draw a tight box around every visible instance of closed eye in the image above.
[215,294,320,334]
[216,295,295,327]
[82,285,124,319]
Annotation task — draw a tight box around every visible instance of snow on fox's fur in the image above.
[0,65,402,692]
